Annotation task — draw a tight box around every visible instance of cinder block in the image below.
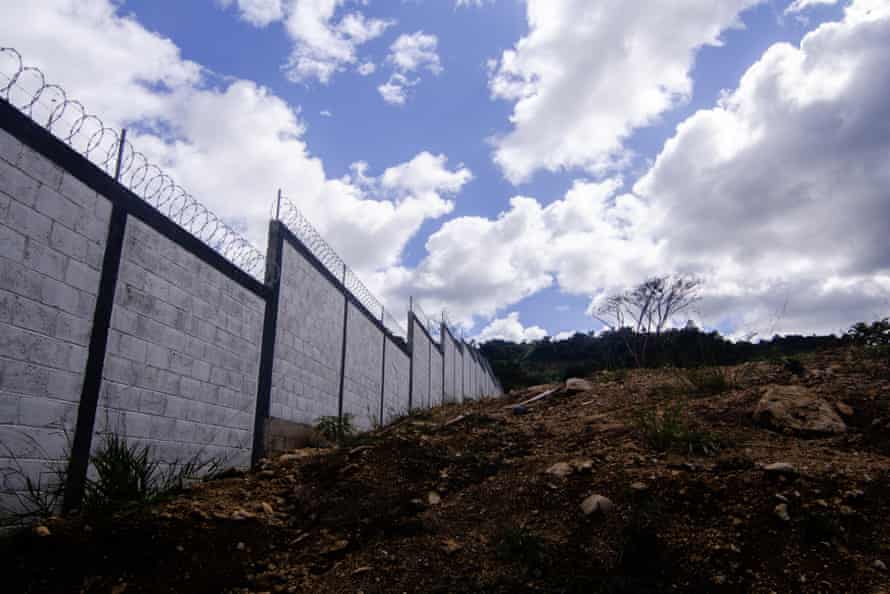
[49,222,87,262]
[8,200,52,243]
[34,185,81,231]
[0,158,39,207]
[11,295,58,338]
[19,397,76,429]
[59,172,97,210]
[64,258,100,294]
[0,224,26,263]
[0,393,20,423]
[17,146,63,189]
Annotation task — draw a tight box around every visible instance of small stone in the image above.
[176,545,184,552]
[835,402,854,417]
[261,502,275,515]
[839,505,856,517]
[874,560,887,571]
[33,525,50,537]
[352,566,372,576]
[573,459,594,472]
[512,405,529,416]
[565,378,595,393]
[546,462,573,478]
[443,538,462,554]
[580,494,614,516]
[428,491,442,506]
[630,481,648,492]
[231,508,256,520]
[775,503,791,521]
[764,462,796,475]
[236,542,246,551]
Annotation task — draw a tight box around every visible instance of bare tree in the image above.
[593,275,702,366]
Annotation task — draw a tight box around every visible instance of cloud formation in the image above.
[488,0,761,184]
[0,0,468,277]
[476,312,548,343]
[379,31,442,105]
[393,0,890,338]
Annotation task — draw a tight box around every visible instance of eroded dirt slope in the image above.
[4,348,890,593]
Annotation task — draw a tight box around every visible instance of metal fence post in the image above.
[113,128,127,181]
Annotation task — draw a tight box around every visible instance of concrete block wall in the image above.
[429,341,443,408]
[96,218,263,469]
[342,301,384,431]
[409,316,430,409]
[462,342,473,400]
[270,240,345,425]
[382,336,410,423]
[0,100,503,520]
[442,330,455,403]
[0,126,109,515]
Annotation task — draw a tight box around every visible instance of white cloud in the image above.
[553,331,577,341]
[785,0,840,14]
[357,61,376,75]
[282,0,393,84]
[320,109,333,116]
[378,73,418,105]
[377,31,441,106]
[387,0,890,338]
[456,0,490,7]
[219,0,284,26]
[476,312,547,343]
[1,0,467,277]
[488,0,762,184]
[387,31,442,74]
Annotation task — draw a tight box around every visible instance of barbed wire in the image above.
[0,46,267,280]
[442,310,464,341]
[276,196,406,339]
[412,300,441,343]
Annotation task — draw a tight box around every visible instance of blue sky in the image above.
[3,0,888,342]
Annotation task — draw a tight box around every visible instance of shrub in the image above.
[783,357,806,377]
[496,526,547,574]
[314,414,356,443]
[0,432,70,525]
[83,432,221,514]
[678,366,733,396]
[633,404,721,455]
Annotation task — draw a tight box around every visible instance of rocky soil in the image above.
[4,347,890,593]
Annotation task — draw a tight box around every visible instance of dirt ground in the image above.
[4,347,890,593]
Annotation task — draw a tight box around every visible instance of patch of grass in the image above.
[496,526,547,575]
[314,414,356,443]
[0,431,70,526]
[678,366,734,396]
[782,357,806,377]
[633,403,722,455]
[83,432,221,514]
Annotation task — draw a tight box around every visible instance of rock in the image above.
[260,502,275,515]
[572,459,594,472]
[763,462,797,476]
[546,462,573,478]
[775,503,791,521]
[33,525,50,537]
[236,542,246,551]
[427,491,442,506]
[442,538,462,554]
[630,481,649,492]
[836,402,854,417]
[874,560,887,571]
[754,386,847,436]
[231,508,256,520]
[565,378,595,393]
[580,494,614,516]
[512,405,529,416]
